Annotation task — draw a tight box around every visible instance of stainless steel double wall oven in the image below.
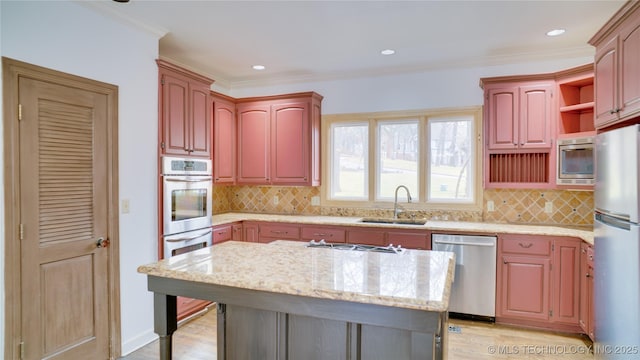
[161,156,213,259]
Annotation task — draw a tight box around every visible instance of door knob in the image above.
[97,237,110,248]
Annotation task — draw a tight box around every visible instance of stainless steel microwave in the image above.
[557,136,594,186]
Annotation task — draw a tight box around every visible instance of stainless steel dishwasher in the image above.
[432,234,497,320]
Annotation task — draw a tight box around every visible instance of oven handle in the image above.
[165,230,213,242]
[165,177,213,182]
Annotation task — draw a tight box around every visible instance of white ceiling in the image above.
[88,0,625,89]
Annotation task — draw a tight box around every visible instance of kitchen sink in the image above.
[358,217,428,226]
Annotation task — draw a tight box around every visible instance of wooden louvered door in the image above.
[18,77,110,359]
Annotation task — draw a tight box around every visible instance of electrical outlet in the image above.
[545,201,553,214]
[273,196,279,205]
[487,200,495,212]
[121,199,130,214]
[311,196,320,206]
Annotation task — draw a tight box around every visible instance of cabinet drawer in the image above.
[501,235,551,256]
[386,231,429,250]
[347,229,386,246]
[301,226,345,243]
[213,224,233,244]
[259,224,300,240]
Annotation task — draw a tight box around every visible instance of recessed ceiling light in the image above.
[381,49,395,55]
[546,29,566,37]
[252,65,266,70]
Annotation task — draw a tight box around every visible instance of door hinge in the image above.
[18,104,22,121]
[160,142,165,149]
[552,244,555,251]
[550,263,553,271]
[549,310,553,317]
[19,224,24,240]
[161,78,165,85]
[19,341,24,360]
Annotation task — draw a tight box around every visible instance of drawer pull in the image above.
[518,242,533,249]
[270,230,288,235]
[313,233,332,237]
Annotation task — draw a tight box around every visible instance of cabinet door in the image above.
[579,243,590,334]
[232,223,243,241]
[213,96,236,184]
[551,238,580,325]
[620,19,640,120]
[519,84,553,149]
[189,82,211,157]
[161,72,189,156]
[243,222,259,243]
[271,101,310,185]
[487,87,518,150]
[237,104,270,184]
[499,255,550,321]
[594,36,619,128]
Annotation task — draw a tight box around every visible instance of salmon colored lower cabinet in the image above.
[496,234,582,332]
[579,242,595,340]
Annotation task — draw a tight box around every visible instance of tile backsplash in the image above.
[213,186,594,226]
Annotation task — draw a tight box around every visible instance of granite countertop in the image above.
[212,212,595,244]
[138,240,456,312]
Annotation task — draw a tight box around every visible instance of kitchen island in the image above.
[138,240,456,360]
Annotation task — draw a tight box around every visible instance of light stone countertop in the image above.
[212,212,595,245]
[138,240,456,312]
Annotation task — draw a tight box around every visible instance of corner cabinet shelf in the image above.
[557,66,595,138]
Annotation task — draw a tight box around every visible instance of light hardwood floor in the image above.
[121,309,594,359]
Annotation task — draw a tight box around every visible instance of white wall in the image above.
[1,1,160,355]
[226,56,594,115]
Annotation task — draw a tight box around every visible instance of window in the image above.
[330,122,368,200]
[428,116,474,202]
[323,108,482,210]
[377,120,418,200]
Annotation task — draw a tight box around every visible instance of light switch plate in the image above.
[122,199,130,214]
[273,196,279,205]
[545,201,553,213]
[487,200,495,212]
[311,196,320,206]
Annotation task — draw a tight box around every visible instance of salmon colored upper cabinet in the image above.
[590,1,640,129]
[594,36,619,127]
[485,82,554,151]
[212,93,236,184]
[236,92,323,186]
[157,60,214,158]
[237,103,271,184]
[271,102,310,184]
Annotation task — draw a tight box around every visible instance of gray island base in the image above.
[139,241,456,360]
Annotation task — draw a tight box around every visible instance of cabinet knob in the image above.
[586,273,591,278]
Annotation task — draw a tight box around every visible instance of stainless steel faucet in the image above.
[393,185,412,219]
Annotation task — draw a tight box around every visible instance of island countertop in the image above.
[138,240,456,312]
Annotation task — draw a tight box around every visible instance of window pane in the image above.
[428,116,473,202]
[330,123,368,199]
[377,121,418,200]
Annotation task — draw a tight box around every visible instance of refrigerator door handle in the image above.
[595,212,631,231]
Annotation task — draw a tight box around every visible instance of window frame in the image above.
[321,107,483,211]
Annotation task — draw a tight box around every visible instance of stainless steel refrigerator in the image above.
[594,124,640,359]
